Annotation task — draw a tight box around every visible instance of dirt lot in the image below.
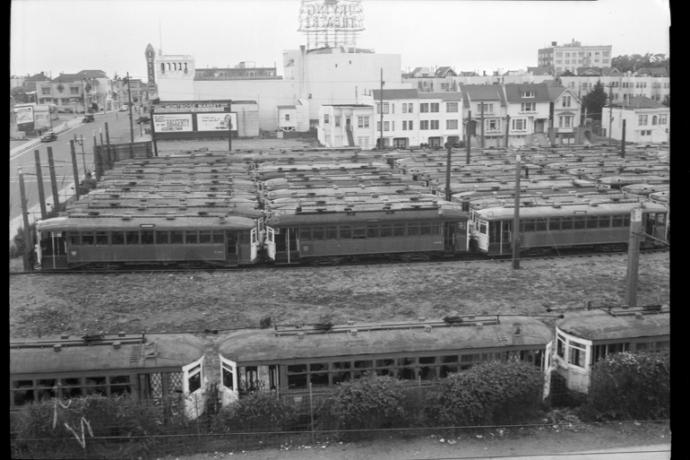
[9,252,669,338]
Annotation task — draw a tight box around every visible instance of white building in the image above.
[603,96,669,144]
[317,104,375,149]
[277,99,311,132]
[547,84,582,144]
[538,39,612,74]
[559,74,670,105]
[461,84,508,148]
[504,83,552,147]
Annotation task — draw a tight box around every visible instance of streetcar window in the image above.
[326,226,338,239]
[612,215,625,227]
[95,232,109,245]
[535,219,547,231]
[420,223,432,235]
[141,231,154,244]
[312,227,324,240]
[635,342,649,352]
[84,376,107,395]
[548,218,561,231]
[556,334,566,358]
[354,360,373,369]
[110,375,131,395]
[561,217,573,230]
[222,365,234,390]
[287,364,307,373]
[125,231,139,245]
[522,219,536,232]
[655,341,669,350]
[199,231,212,243]
[367,224,379,238]
[478,222,487,234]
[12,380,35,406]
[81,232,95,245]
[332,368,351,384]
[398,357,416,379]
[310,363,329,386]
[656,213,666,225]
[599,215,611,228]
[188,372,201,393]
[155,231,170,244]
[170,231,184,244]
[587,216,599,228]
[339,226,351,238]
[573,216,586,229]
[353,227,366,239]
[407,223,420,236]
[593,344,607,364]
[431,224,440,234]
[212,231,225,243]
[376,358,395,367]
[392,224,405,236]
[440,364,458,378]
[185,231,198,244]
[287,374,307,389]
[111,232,125,244]
[568,341,587,368]
[623,215,630,226]
[299,228,311,240]
[380,224,392,237]
[69,233,81,245]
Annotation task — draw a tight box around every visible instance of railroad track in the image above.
[8,246,668,276]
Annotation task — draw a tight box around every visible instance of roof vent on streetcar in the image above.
[297,332,305,340]
[113,341,121,350]
[635,313,644,320]
[424,325,432,333]
[122,216,132,221]
[475,322,483,329]
[89,211,100,216]
[166,216,175,220]
[513,323,522,335]
[349,328,358,336]
[53,344,62,352]
[60,334,69,339]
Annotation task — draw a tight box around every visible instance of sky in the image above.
[11,0,670,80]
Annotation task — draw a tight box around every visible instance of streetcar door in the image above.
[182,357,206,419]
[219,355,239,406]
[250,228,258,262]
[265,226,276,260]
[40,231,68,268]
[443,222,455,252]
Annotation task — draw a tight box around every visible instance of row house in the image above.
[603,96,669,144]
[35,70,113,112]
[318,83,582,150]
[402,66,459,92]
[559,75,670,105]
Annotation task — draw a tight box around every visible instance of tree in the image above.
[560,70,575,77]
[10,87,31,103]
[582,81,608,121]
[611,53,669,73]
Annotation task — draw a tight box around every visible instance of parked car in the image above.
[136,115,151,124]
[82,114,95,123]
[41,131,57,143]
[119,104,129,112]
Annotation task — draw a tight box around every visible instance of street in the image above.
[9,110,140,235]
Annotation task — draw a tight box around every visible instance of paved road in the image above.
[8,110,140,239]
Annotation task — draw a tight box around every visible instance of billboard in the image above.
[15,105,35,131]
[153,114,193,132]
[196,112,238,132]
[34,110,52,131]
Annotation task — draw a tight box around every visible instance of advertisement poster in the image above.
[34,110,52,130]
[15,105,34,125]
[153,114,193,132]
[196,112,238,132]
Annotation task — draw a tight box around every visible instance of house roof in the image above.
[372,88,419,100]
[461,84,507,109]
[557,308,669,342]
[504,83,551,103]
[527,66,552,76]
[26,72,50,82]
[613,96,666,110]
[77,69,108,79]
[51,73,83,83]
[435,66,457,77]
[636,67,668,77]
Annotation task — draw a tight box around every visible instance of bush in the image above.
[584,351,670,420]
[211,392,297,433]
[328,375,409,431]
[426,361,544,426]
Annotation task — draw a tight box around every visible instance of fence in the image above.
[94,141,153,179]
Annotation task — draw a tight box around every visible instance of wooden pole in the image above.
[69,140,81,200]
[93,134,102,180]
[621,119,626,158]
[33,149,48,219]
[512,152,521,269]
[465,110,472,164]
[445,143,452,201]
[126,72,135,158]
[379,68,384,149]
[105,122,113,166]
[505,115,511,148]
[99,130,107,170]
[625,207,643,308]
[46,146,60,214]
[228,101,232,152]
[150,106,158,157]
[18,168,33,271]
[480,103,485,149]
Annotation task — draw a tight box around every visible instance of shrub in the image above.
[584,351,670,420]
[328,375,409,431]
[211,392,297,433]
[426,361,544,426]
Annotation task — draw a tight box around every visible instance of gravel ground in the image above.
[9,252,669,338]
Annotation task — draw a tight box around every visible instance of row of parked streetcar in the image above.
[10,305,669,419]
[33,146,669,270]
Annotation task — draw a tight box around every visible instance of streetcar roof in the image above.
[472,201,666,220]
[10,334,205,375]
[36,215,257,231]
[219,316,552,362]
[556,308,669,342]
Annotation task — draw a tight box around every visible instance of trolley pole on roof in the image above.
[445,142,452,201]
[512,152,521,270]
[18,168,33,271]
[625,207,642,309]
[621,119,626,158]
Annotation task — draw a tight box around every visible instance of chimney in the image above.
[552,41,557,46]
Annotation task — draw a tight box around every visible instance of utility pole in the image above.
[621,119,626,158]
[445,142,452,201]
[505,115,511,149]
[33,149,47,219]
[105,122,113,165]
[465,110,472,164]
[46,146,60,215]
[18,168,33,271]
[607,84,613,145]
[79,135,87,174]
[100,129,108,169]
[227,101,233,152]
[512,152,521,270]
[93,133,102,180]
[625,207,643,308]
[379,68,384,149]
[150,105,158,157]
[126,72,134,158]
[480,102,485,149]
[69,140,81,200]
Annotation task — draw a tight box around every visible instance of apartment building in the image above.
[317,104,376,149]
[538,40,612,74]
[603,96,669,144]
[559,74,670,105]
